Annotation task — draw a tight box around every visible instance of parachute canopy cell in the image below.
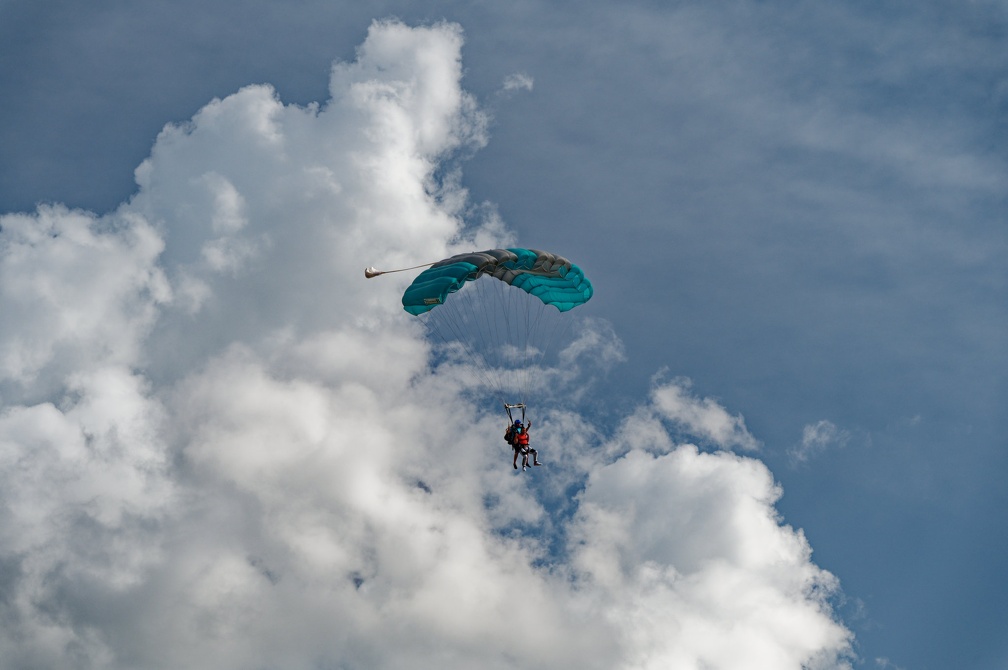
[401,248,593,315]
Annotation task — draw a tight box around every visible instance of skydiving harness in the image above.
[504,403,525,447]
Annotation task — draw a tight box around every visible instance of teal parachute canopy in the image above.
[399,247,593,407]
[402,248,593,315]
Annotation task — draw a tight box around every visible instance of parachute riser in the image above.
[504,402,526,423]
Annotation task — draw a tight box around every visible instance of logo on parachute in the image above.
[423,298,442,305]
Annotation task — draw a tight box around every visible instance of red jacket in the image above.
[515,429,530,447]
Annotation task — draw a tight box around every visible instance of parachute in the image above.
[397,248,593,410]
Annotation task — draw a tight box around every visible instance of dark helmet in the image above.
[514,420,522,426]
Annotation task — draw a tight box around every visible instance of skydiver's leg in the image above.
[531,448,540,466]
[513,448,519,469]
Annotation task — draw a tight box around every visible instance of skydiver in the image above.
[510,420,540,471]
[505,419,520,447]
[506,419,521,468]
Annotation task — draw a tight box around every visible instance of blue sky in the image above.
[1,2,1005,668]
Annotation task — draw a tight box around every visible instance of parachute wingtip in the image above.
[365,267,382,278]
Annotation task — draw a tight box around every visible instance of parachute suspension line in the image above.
[485,275,560,409]
[517,283,534,404]
[506,276,535,407]
[485,275,525,407]
[518,283,533,403]
[466,276,505,406]
[496,276,526,406]
[367,258,511,404]
[427,274,533,409]
[456,275,552,410]
[498,276,520,402]
[420,286,504,406]
[498,275,567,409]
[453,291,507,405]
[426,275,578,411]
[515,286,539,404]
[475,276,504,397]
[495,278,515,402]
[520,292,536,403]
[403,250,591,414]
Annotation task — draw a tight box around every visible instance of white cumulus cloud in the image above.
[641,375,761,451]
[0,19,851,670]
[571,447,851,669]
